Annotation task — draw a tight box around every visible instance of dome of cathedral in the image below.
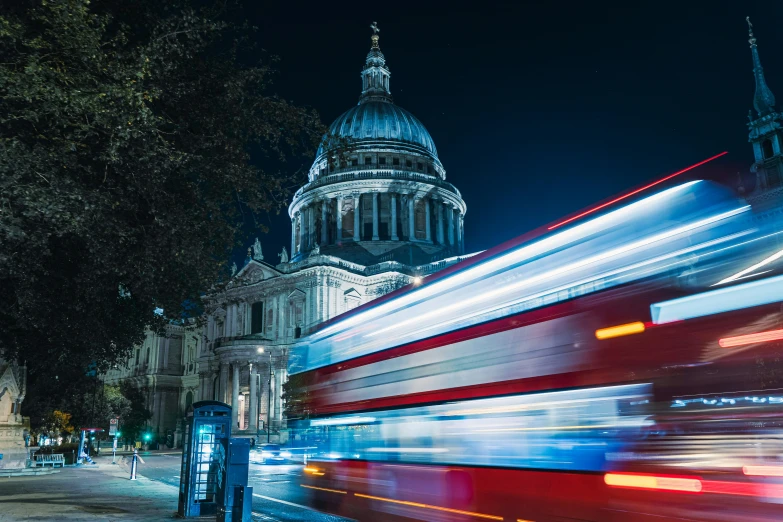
[318,101,438,158]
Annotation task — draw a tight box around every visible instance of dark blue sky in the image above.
[240,1,783,260]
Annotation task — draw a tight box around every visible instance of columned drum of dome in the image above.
[290,25,467,266]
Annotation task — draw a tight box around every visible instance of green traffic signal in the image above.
[143,433,151,441]
[115,432,121,437]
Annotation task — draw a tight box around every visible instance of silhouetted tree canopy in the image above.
[0,0,324,385]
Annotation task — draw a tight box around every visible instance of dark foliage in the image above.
[0,0,324,391]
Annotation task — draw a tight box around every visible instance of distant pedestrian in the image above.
[80,447,96,465]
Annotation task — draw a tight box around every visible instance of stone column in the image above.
[274,368,284,425]
[437,201,445,244]
[207,316,215,342]
[320,199,328,245]
[269,369,276,422]
[458,214,465,254]
[248,363,258,433]
[447,205,455,246]
[391,193,398,240]
[300,208,307,252]
[290,216,296,256]
[231,364,240,429]
[353,193,361,241]
[308,205,315,251]
[424,197,432,243]
[372,192,379,240]
[408,195,415,240]
[219,363,229,404]
[336,195,343,244]
[225,306,233,338]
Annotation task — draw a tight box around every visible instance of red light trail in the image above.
[548,151,729,230]
[719,328,783,348]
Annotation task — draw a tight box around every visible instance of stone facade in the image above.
[103,26,473,444]
[0,359,28,469]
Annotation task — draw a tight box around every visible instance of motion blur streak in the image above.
[743,465,783,477]
[595,321,646,340]
[366,206,748,339]
[604,473,703,493]
[313,180,701,341]
[303,467,324,476]
[650,273,783,324]
[714,247,783,285]
[300,484,346,494]
[547,151,729,230]
[353,493,504,521]
[701,481,783,498]
[719,328,783,348]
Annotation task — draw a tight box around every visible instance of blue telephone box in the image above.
[178,401,232,518]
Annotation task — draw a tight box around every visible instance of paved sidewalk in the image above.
[0,456,179,521]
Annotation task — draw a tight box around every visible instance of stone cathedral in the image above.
[104,26,471,444]
[100,18,783,448]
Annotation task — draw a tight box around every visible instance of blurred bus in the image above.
[290,180,783,522]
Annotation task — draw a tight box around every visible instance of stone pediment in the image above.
[235,260,281,285]
[287,288,306,300]
[343,288,362,299]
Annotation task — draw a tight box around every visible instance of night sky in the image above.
[237,1,783,262]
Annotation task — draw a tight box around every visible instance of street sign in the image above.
[109,418,118,436]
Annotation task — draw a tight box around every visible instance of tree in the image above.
[0,0,324,387]
[40,410,74,441]
[117,382,152,440]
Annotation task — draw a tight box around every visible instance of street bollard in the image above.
[129,449,138,480]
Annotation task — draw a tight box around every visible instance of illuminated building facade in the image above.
[103,19,783,447]
[104,26,471,444]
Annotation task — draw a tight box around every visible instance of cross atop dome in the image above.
[360,21,392,104]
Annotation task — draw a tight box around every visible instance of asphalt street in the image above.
[136,452,351,522]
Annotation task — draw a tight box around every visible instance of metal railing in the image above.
[293,168,462,200]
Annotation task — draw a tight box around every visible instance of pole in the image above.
[112,436,117,465]
[130,449,138,480]
[78,430,86,465]
[267,356,272,443]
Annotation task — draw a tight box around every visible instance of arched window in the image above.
[763,139,774,159]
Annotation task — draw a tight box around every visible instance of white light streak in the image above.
[714,247,783,285]
[311,181,702,340]
[651,273,783,324]
[365,206,748,340]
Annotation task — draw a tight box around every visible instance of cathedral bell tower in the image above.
[746,17,783,192]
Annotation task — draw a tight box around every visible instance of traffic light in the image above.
[115,432,121,438]
[143,433,151,442]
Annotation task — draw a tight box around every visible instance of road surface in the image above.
[137,452,351,522]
